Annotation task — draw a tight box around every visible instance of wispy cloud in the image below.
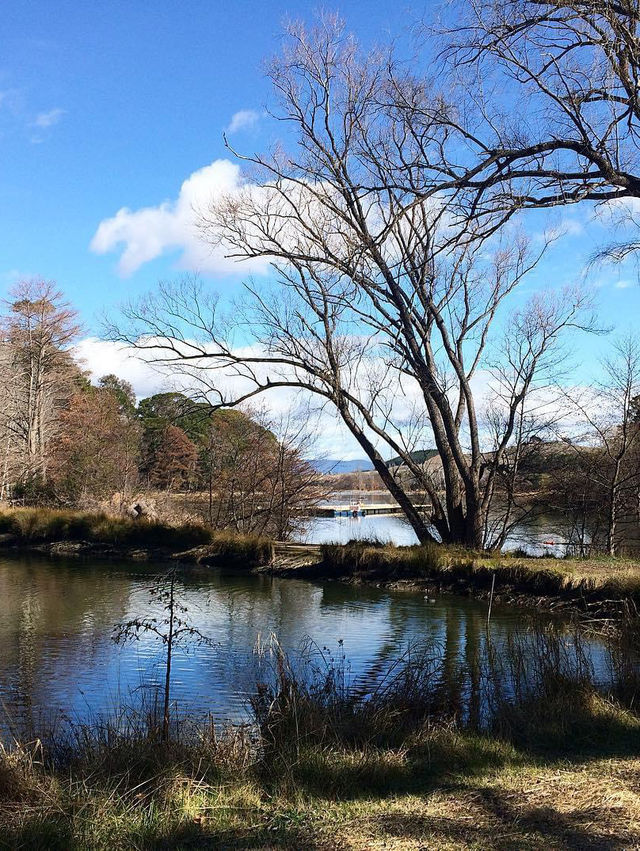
[33,107,65,128]
[225,109,260,135]
[0,88,21,110]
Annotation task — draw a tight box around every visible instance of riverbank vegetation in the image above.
[0,506,273,565]
[321,539,640,592]
[317,540,640,622]
[2,631,640,849]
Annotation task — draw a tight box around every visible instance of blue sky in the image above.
[0,1,407,320]
[1,0,639,446]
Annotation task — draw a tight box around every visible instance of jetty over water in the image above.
[311,503,429,517]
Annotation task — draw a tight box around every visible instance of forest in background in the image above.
[0,280,323,540]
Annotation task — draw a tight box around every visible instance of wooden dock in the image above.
[311,503,428,517]
[269,542,323,572]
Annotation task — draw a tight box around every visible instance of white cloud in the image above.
[225,109,260,134]
[73,338,167,400]
[33,108,65,128]
[614,280,632,289]
[90,156,450,280]
[90,159,270,277]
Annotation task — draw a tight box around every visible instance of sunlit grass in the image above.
[0,506,273,566]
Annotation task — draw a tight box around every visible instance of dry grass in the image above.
[3,726,639,849]
[0,506,212,549]
[307,753,640,850]
[319,539,640,617]
[0,506,274,566]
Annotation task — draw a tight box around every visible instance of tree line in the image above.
[0,280,321,539]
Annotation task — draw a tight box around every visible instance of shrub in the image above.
[320,539,441,578]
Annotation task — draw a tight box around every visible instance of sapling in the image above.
[113,567,211,742]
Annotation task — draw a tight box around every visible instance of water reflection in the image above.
[0,555,632,733]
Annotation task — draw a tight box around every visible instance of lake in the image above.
[299,511,572,556]
[0,554,628,733]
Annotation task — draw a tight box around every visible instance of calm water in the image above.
[0,554,626,732]
[300,513,571,556]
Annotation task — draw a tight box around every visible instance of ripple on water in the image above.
[0,555,630,729]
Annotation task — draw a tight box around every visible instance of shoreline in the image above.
[2,506,640,625]
[263,542,640,626]
[3,536,637,626]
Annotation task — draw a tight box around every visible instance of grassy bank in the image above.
[2,637,640,849]
[319,539,640,618]
[0,507,273,567]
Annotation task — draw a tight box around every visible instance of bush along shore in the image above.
[2,629,640,849]
[0,507,273,567]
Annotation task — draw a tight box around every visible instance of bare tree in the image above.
[198,405,324,540]
[436,0,640,260]
[110,19,595,548]
[0,280,80,493]
[560,334,640,554]
[113,568,211,743]
[252,408,328,541]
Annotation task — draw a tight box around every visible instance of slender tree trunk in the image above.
[608,458,622,557]
[208,468,214,526]
[162,574,175,743]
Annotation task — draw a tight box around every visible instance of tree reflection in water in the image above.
[0,554,635,736]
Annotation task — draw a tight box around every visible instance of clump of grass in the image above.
[0,740,51,804]
[192,529,274,567]
[320,539,441,579]
[317,538,640,620]
[492,671,640,756]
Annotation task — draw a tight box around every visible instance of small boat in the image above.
[349,499,362,517]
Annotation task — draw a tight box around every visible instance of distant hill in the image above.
[312,450,440,474]
[311,459,375,474]
[386,449,439,468]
